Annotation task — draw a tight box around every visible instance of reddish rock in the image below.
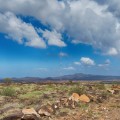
[79,94,90,103]
[22,108,40,119]
[69,93,80,102]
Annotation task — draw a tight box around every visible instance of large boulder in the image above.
[2,110,23,120]
[79,94,90,103]
[107,89,115,94]
[111,85,120,94]
[22,108,40,119]
[0,103,23,120]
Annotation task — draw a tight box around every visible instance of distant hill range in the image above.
[0,73,120,83]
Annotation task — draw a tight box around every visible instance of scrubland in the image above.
[0,81,120,120]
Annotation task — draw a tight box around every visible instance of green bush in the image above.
[95,83,106,90]
[1,87,16,97]
[69,85,86,95]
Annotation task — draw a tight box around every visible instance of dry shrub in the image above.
[1,87,16,97]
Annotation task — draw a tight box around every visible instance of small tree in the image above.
[4,78,12,85]
[69,80,73,84]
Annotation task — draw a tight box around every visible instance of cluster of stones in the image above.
[2,93,90,120]
[2,85,120,120]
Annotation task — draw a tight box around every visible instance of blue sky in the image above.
[0,0,120,78]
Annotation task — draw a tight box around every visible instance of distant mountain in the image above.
[53,73,120,80]
[0,73,120,83]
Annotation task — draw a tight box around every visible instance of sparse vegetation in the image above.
[95,83,106,90]
[0,82,120,120]
[69,85,86,95]
[1,87,16,97]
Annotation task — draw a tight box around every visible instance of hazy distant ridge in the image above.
[0,73,120,83]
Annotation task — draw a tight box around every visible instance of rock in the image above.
[38,105,54,117]
[60,97,68,107]
[21,114,40,120]
[60,97,77,108]
[112,85,120,90]
[52,101,60,110]
[1,104,23,120]
[79,94,90,103]
[60,94,79,109]
[55,100,61,108]
[1,103,23,114]
[22,108,40,119]
[69,93,80,102]
[107,89,115,94]
[68,100,76,109]
[2,110,23,120]
[111,85,120,94]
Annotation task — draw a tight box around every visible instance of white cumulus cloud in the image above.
[80,57,95,66]
[41,29,66,47]
[0,12,46,48]
[0,0,120,54]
